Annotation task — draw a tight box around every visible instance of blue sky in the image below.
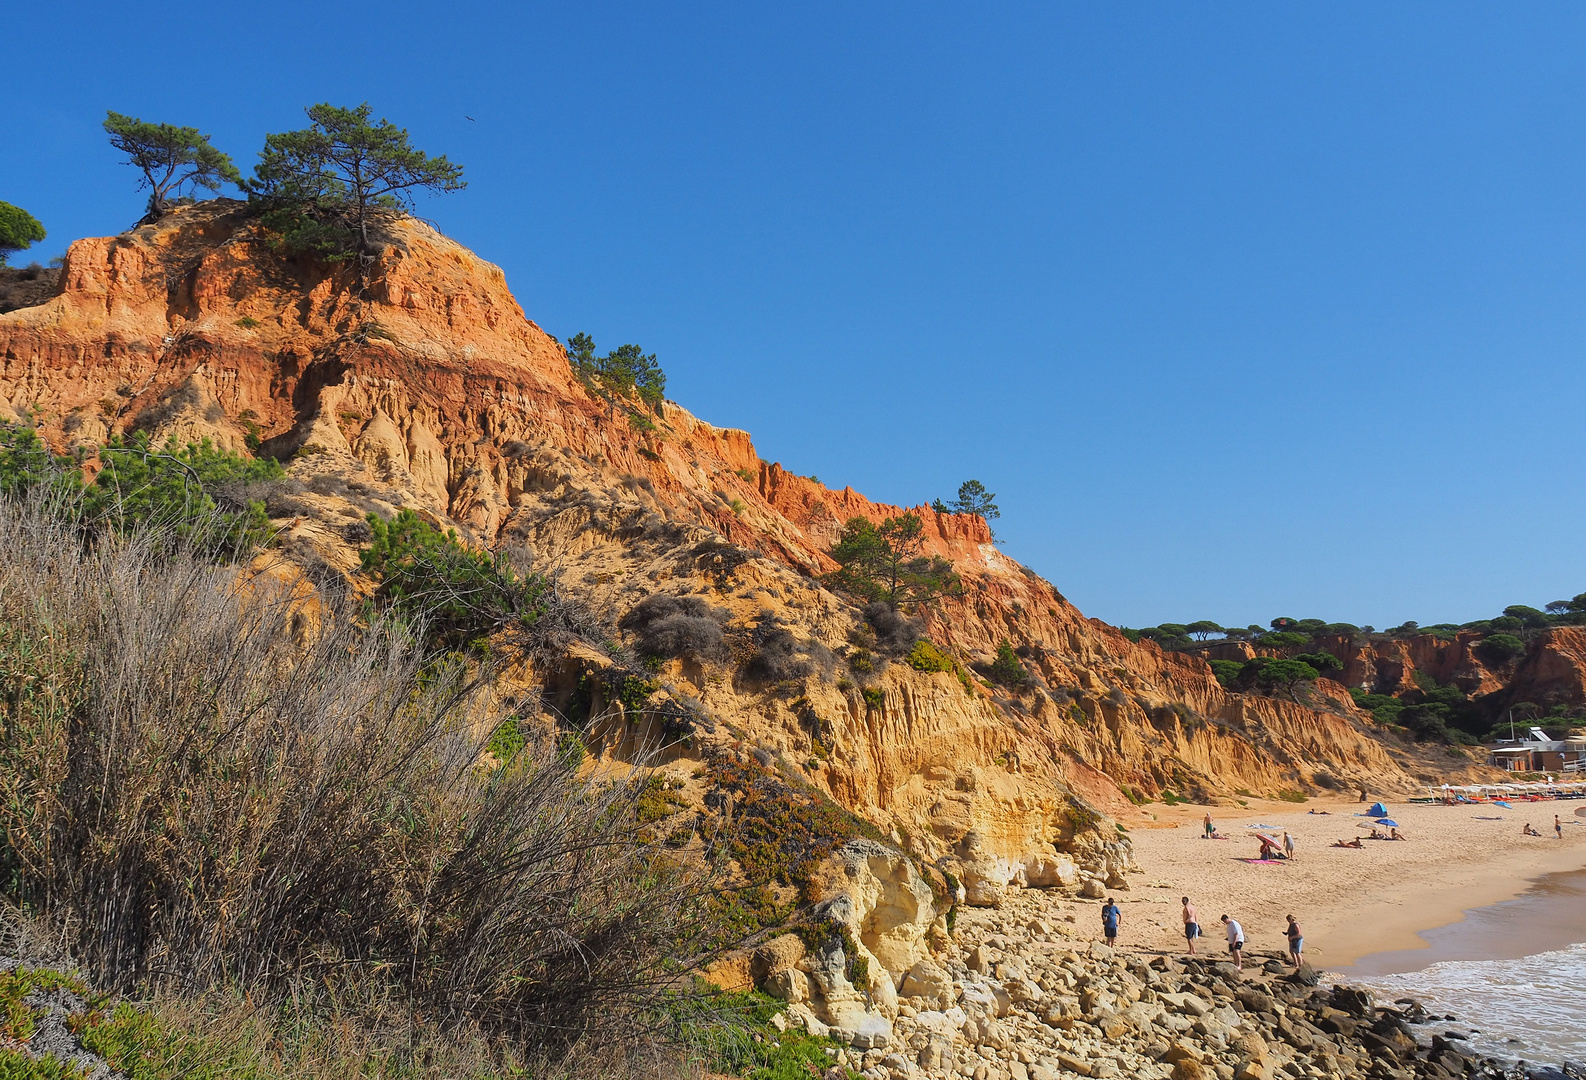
[6,3,1586,629]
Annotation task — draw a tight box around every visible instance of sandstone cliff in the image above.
[0,201,1432,903]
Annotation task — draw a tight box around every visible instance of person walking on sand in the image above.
[1182,897,1201,955]
[1285,914,1304,969]
[1221,914,1245,971]
[1204,812,1214,839]
[1101,897,1121,947]
[1283,830,1295,860]
[1557,814,1564,840]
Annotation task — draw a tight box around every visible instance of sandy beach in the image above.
[1110,795,1586,971]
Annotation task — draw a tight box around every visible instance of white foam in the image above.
[1361,942,1586,1067]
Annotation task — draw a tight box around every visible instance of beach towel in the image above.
[1493,800,1513,808]
[1239,858,1285,865]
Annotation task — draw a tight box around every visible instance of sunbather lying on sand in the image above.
[1332,837,1364,848]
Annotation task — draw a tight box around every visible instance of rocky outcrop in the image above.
[0,201,1428,895]
[801,886,1523,1080]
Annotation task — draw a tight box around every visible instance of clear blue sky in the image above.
[6,3,1586,629]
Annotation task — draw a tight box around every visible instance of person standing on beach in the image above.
[1557,814,1564,840]
[1203,813,1214,839]
[1101,897,1121,947]
[1221,914,1245,971]
[1182,897,1200,955]
[1283,831,1295,860]
[1285,914,1304,969]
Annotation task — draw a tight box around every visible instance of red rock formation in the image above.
[0,203,1435,858]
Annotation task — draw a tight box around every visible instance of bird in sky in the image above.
[465,115,476,122]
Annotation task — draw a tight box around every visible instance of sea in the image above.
[1334,868,1586,1070]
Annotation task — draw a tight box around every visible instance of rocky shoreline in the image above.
[761,881,1570,1080]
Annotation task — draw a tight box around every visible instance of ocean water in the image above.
[1361,942,1586,1067]
[1337,867,1586,1070]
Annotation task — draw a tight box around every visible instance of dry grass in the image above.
[0,495,724,1067]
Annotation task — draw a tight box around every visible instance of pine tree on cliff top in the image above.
[103,112,241,222]
[0,202,45,266]
[250,103,465,262]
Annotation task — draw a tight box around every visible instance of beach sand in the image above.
[1110,796,1586,972]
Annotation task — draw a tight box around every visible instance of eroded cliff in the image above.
[0,201,1436,899]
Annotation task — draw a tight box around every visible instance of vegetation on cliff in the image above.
[0,424,281,554]
[250,102,466,263]
[0,486,758,1075]
[564,332,667,416]
[103,112,242,222]
[0,202,45,266]
[826,512,961,609]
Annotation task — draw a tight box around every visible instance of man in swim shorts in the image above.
[1221,914,1244,971]
[1182,897,1200,955]
[1204,813,1214,839]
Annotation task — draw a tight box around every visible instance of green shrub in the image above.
[861,687,885,709]
[360,508,548,651]
[906,639,953,673]
[79,1004,245,1080]
[1208,659,1243,687]
[0,426,282,557]
[1479,633,1526,663]
[987,641,1029,687]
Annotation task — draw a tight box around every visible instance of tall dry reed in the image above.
[0,496,716,1055]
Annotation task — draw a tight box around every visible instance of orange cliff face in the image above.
[0,201,1445,880]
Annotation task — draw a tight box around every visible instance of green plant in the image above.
[233,316,259,329]
[251,102,465,261]
[564,333,666,415]
[1208,659,1243,688]
[0,202,46,267]
[700,750,886,916]
[934,479,999,530]
[0,426,282,556]
[485,716,525,762]
[906,638,952,673]
[79,1004,245,1080]
[0,499,723,1059]
[987,641,1029,687]
[359,508,549,651]
[0,1047,90,1080]
[826,514,961,609]
[735,467,757,483]
[728,498,747,516]
[634,774,688,825]
[661,986,857,1080]
[861,687,885,709]
[104,112,241,220]
[1275,790,1307,803]
[1480,633,1526,663]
